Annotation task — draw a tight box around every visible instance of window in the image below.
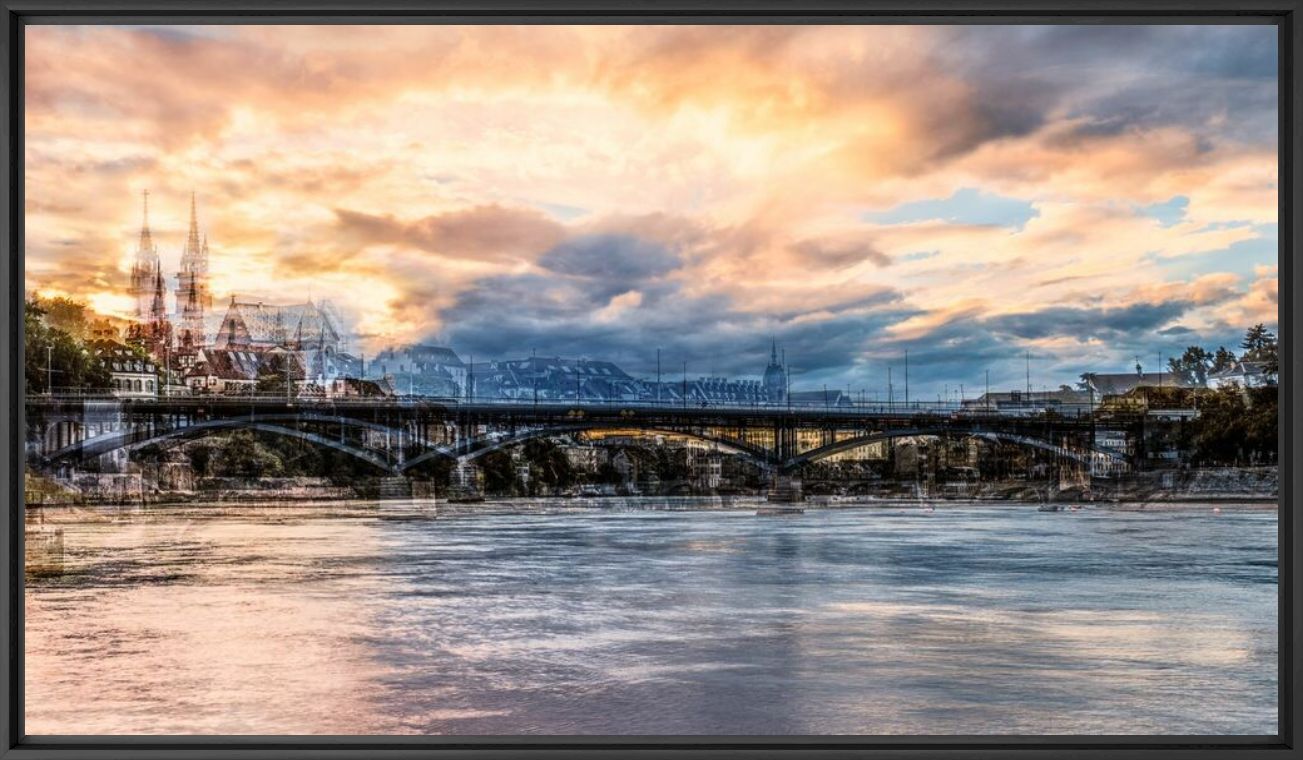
[146,381,154,392]
[134,380,142,392]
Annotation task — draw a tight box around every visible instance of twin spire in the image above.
[131,189,213,349]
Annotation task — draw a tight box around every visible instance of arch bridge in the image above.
[28,396,1137,478]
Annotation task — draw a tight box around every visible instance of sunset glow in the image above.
[24,24,1278,395]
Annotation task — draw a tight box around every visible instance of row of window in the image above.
[111,361,154,373]
[112,378,154,393]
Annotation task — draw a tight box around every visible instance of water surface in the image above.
[25,499,1277,735]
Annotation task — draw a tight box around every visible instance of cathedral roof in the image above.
[217,299,340,348]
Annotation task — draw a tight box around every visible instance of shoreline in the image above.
[24,493,1278,515]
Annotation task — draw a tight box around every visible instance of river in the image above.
[24,498,1277,736]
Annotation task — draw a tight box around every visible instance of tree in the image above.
[255,353,299,396]
[522,438,574,489]
[210,430,285,478]
[35,296,92,339]
[479,450,519,495]
[1261,341,1280,381]
[1211,346,1237,373]
[24,299,111,395]
[1167,346,1212,386]
[1241,324,1276,360]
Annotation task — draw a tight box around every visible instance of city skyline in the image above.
[24,24,1279,397]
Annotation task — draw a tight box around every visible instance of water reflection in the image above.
[26,500,1276,735]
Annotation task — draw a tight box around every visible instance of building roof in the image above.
[329,376,391,396]
[187,348,261,381]
[1082,371,1194,396]
[1209,360,1267,380]
[788,389,853,407]
[214,299,340,350]
[89,340,156,372]
[373,344,464,368]
[965,389,1091,405]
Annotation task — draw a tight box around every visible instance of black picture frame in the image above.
[1,2,1298,758]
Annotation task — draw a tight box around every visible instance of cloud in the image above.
[22,23,1280,398]
[539,234,681,282]
[331,205,565,262]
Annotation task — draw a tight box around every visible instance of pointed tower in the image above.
[175,191,212,349]
[128,190,160,322]
[763,337,787,404]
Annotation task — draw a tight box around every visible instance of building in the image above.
[174,193,213,351]
[214,298,339,353]
[123,191,175,360]
[474,356,640,402]
[961,388,1093,417]
[213,297,344,386]
[94,342,159,399]
[787,389,855,408]
[127,190,162,325]
[1207,360,1271,390]
[763,340,788,403]
[560,445,600,472]
[324,376,391,399]
[366,344,466,397]
[1080,371,1194,397]
[184,348,265,395]
[685,440,724,489]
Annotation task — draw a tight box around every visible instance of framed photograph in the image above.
[3,2,1298,758]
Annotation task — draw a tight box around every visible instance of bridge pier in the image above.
[766,474,804,503]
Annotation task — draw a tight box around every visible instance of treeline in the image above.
[1166,323,1278,386]
[24,297,115,395]
[135,432,722,496]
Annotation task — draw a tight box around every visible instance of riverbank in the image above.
[25,465,1278,509]
[24,493,1276,520]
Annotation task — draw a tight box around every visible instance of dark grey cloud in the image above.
[939,25,1278,150]
[539,234,682,282]
[985,301,1195,342]
[434,229,911,384]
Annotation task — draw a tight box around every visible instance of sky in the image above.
[24,24,1279,400]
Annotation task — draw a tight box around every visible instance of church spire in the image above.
[136,189,156,262]
[182,190,202,264]
[130,189,160,323]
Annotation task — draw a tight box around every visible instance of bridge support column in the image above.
[766,473,804,503]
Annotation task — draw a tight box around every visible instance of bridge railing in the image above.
[29,390,1109,422]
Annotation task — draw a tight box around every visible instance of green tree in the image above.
[24,299,111,395]
[35,296,92,339]
[1167,346,1213,386]
[255,353,298,396]
[1211,346,1237,373]
[1241,324,1276,360]
[210,430,286,478]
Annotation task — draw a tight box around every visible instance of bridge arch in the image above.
[44,418,397,474]
[781,428,1127,474]
[398,423,775,473]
